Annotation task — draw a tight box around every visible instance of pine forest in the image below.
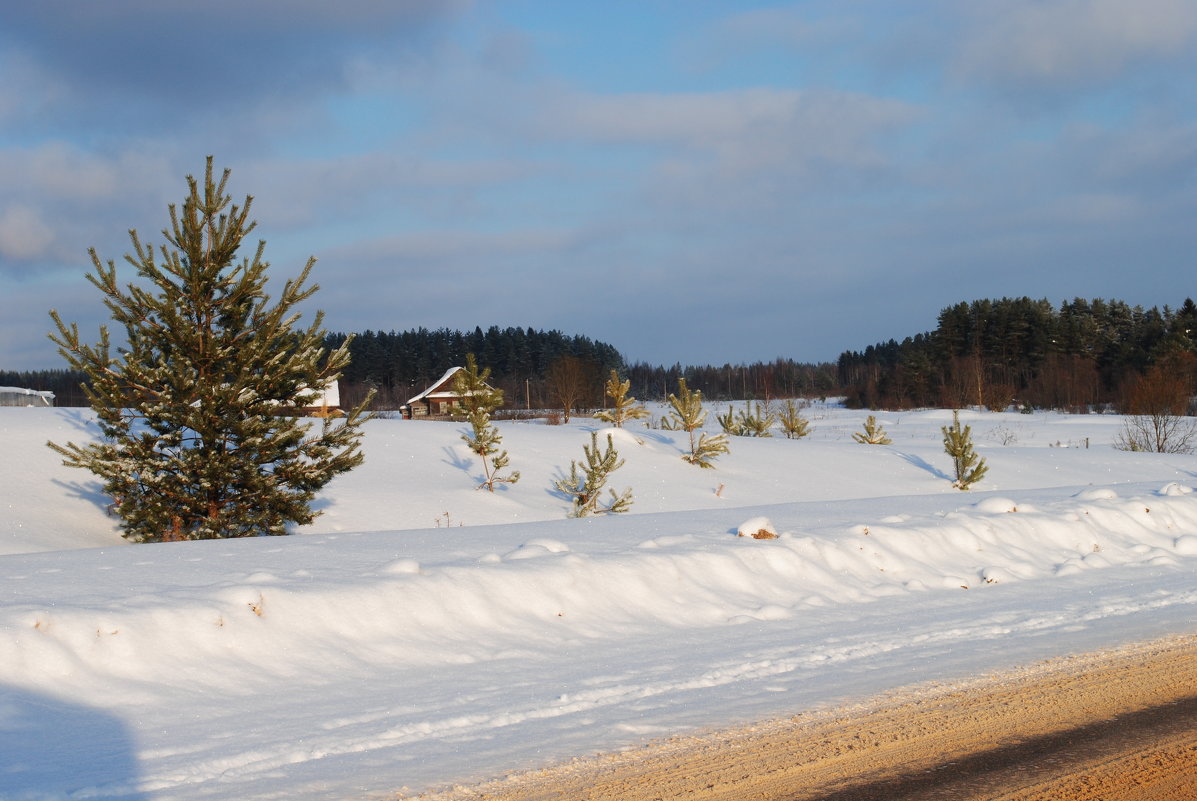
[10,296,1197,415]
[837,297,1197,412]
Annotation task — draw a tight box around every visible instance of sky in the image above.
[1,0,1196,371]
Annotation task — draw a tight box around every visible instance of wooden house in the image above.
[402,367,494,418]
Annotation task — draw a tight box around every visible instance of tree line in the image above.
[622,359,838,403]
[18,295,1194,415]
[3,335,838,411]
[324,326,624,410]
[837,297,1197,411]
[323,327,839,411]
[0,369,92,406]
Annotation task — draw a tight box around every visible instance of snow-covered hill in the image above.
[2,404,1196,800]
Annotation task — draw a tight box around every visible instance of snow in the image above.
[735,515,777,538]
[2,403,1197,800]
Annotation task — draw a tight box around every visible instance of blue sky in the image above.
[2,0,1196,371]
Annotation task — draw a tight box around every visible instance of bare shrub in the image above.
[1114,364,1197,454]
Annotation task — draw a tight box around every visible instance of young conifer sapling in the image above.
[718,401,775,437]
[594,370,650,427]
[665,378,729,468]
[453,354,519,491]
[853,415,892,445]
[778,398,812,439]
[554,431,633,517]
[942,410,989,489]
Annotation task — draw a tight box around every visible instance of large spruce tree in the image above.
[48,158,371,542]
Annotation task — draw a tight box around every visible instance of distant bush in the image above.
[1113,368,1197,454]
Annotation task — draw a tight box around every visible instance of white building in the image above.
[0,387,55,407]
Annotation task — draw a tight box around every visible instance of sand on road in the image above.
[406,634,1197,801]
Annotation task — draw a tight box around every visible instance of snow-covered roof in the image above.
[0,386,55,405]
[299,381,340,409]
[186,381,340,409]
[0,386,55,396]
[404,366,464,406]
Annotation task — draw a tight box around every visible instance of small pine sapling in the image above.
[852,415,892,445]
[778,399,812,439]
[942,410,988,489]
[665,378,729,468]
[718,402,775,437]
[453,354,520,491]
[743,401,774,436]
[594,370,650,427]
[554,431,633,517]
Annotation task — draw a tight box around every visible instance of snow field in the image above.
[2,404,1197,800]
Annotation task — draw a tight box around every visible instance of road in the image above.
[405,634,1197,801]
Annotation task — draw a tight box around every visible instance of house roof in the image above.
[299,380,340,409]
[0,386,55,404]
[404,366,464,406]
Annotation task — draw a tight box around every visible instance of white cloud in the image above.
[1092,122,1197,186]
[37,0,472,29]
[0,143,174,203]
[0,205,54,261]
[541,87,918,174]
[325,227,579,266]
[1040,192,1144,226]
[957,0,1197,88]
[680,5,860,72]
[26,145,120,200]
[236,153,541,230]
[0,51,68,126]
